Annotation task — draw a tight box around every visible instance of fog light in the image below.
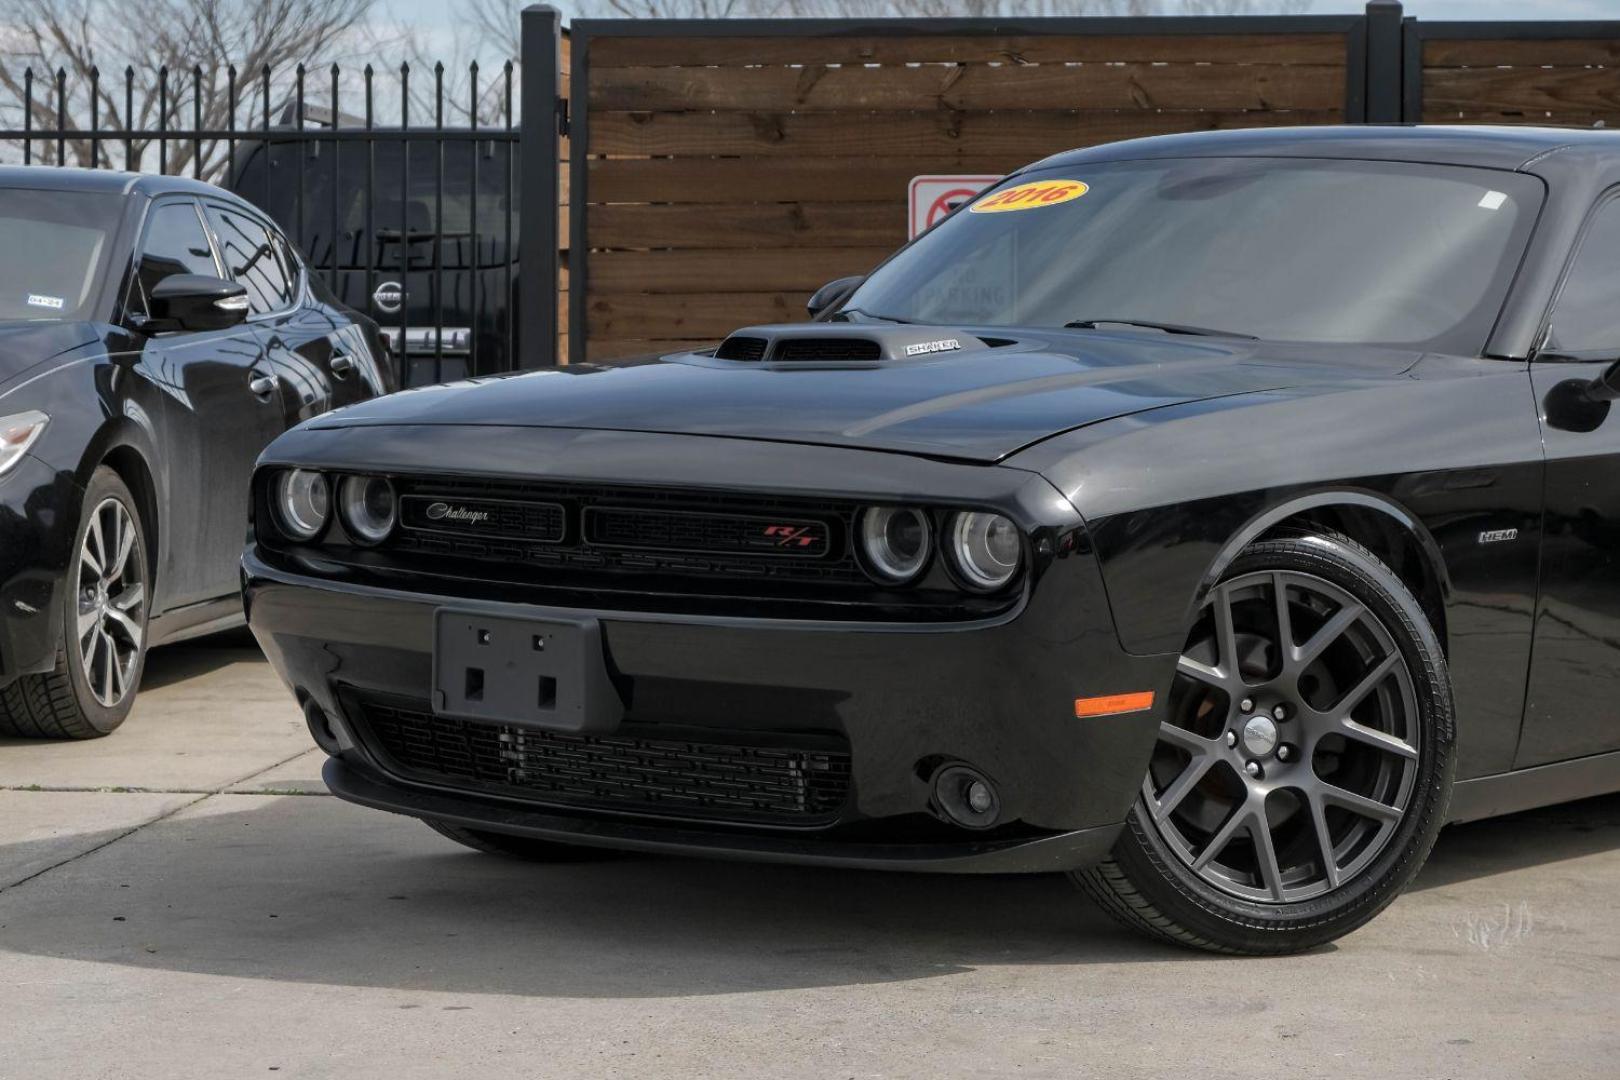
[967,780,994,814]
[303,698,344,755]
[933,764,1000,830]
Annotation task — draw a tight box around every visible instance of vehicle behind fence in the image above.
[226,99,522,387]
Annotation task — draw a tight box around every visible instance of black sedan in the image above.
[244,126,1620,954]
[0,166,390,739]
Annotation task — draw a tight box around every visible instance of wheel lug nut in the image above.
[1277,745,1292,761]
[1239,698,1254,713]
[1244,761,1262,778]
[1273,704,1288,720]
[1225,731,1238,748]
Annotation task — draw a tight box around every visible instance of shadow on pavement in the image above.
[0,794,1201,998]
[1414,791,1620,891]
[137,626,263,692]
[0,784,1614,996]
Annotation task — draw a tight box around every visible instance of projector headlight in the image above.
[337,474,397,545]
[946,511,1022,592]
[274,469,330,541]
[858,506,931,585]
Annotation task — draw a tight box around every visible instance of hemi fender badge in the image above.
[1075,691,1156,718]
[904,338,961,357]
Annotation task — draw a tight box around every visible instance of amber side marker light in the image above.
[1074,691,1156,718]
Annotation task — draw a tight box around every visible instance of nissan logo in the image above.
[373,280,404,314]
[426,501,490,525]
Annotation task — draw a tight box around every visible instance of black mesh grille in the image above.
[383,475,864,586]
[354,697,853,825]
[775,338,882,361]
[714,335,768,361]
[585,507,829,559]
[399,495,564,544]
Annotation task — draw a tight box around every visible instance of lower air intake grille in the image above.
[355,698,852,825]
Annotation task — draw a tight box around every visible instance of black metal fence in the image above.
[0,3,566,387]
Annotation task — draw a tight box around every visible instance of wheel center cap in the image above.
[1241,715,1279,757]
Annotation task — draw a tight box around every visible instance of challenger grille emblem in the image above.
[763,524,818,548]
[426,501,491,525]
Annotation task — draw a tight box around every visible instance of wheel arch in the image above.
[76,420,164,611]
[1195,491,1452,657]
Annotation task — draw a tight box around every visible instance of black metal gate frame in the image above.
[1,54,529,387]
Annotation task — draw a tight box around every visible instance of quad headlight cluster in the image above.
[857,506,1023,592]
[271,469,396,545]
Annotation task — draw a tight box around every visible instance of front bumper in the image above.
[0,453,83,685]
[244,502,1170,872]
[324,757,1123,872]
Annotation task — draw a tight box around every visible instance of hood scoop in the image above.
[714,323,991,365]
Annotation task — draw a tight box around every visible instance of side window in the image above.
[204,204,291,316]
[1548,198,1620,356]
[133,202,219,313]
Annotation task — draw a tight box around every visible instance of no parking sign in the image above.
[908,174,1001,240]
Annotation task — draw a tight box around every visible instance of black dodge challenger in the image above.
[244,126,1620,954]
[0,167,391,740]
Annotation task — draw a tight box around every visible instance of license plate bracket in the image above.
[432,609,623,733]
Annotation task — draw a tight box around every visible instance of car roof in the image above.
[1035,124,1620,173]
[0,165,226,198]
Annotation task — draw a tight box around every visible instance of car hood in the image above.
[314,327,1423,463]
[0,320,104,384]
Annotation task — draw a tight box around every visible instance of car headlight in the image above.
[337,474,396,544]
[858,506,931,584]
[274,469,330,541]
[0,410,49,478]
[947,511,1023,592]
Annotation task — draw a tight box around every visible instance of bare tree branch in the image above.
[1,0,377,176]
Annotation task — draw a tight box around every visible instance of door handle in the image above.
[330,352,356,376]
[249,375,277,399]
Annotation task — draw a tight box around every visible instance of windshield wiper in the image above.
[830,308,912,325]
[1063,317,1257,340]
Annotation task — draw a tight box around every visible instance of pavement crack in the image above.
[0,792,209,897]
[1,749,326,893]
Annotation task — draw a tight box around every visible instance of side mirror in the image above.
[1588,358,1620,403]
[806,275,863,321]
[147,274,250,332]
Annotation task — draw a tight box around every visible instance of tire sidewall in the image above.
[1118,533,1456,950]
[61,468,150,735]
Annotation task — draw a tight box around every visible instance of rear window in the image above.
[0,188,122,321]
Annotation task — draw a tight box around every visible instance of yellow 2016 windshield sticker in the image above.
[970,179,1089,214]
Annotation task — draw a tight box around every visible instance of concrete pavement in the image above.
[0,632,1616,1079]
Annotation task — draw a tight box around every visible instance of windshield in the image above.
[0,188,122,321]
[845,158,1543,353]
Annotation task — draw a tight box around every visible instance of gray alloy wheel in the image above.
[1075,532,1454,955]
[1147,568,1420,903]
[76,496,147,708]
[0,467,151,739]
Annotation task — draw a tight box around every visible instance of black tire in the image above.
[0,467,150,740]
[423,819,620,862]
[1074,532,1455,955]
